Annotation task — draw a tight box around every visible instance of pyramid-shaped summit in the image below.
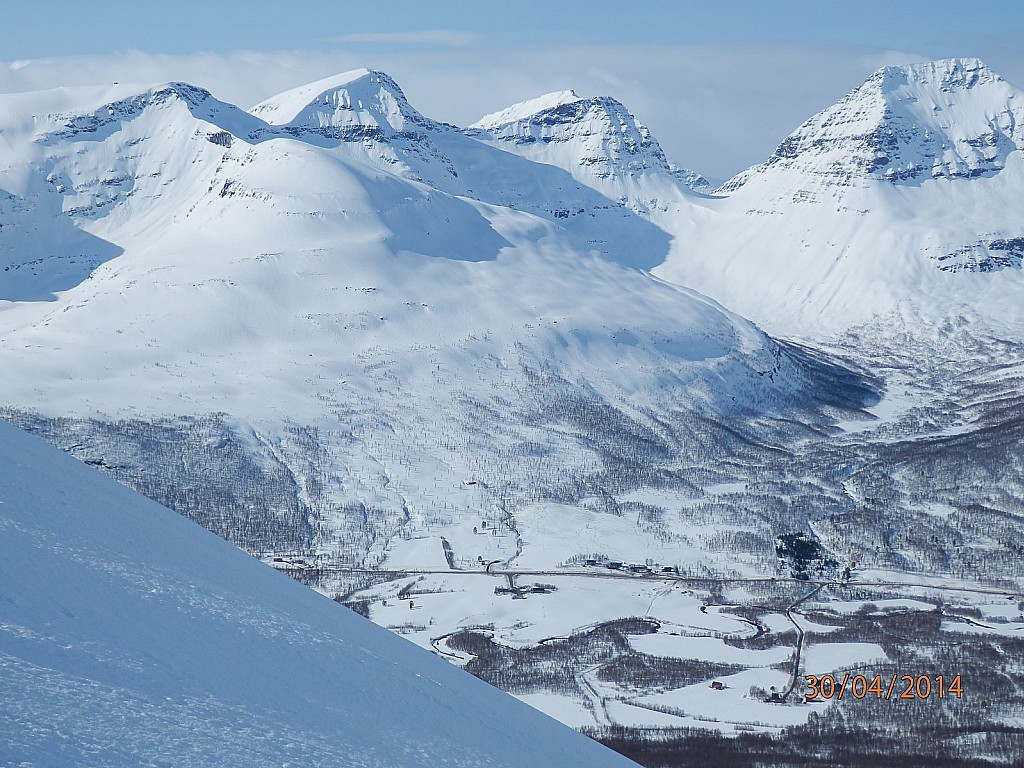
[724,57,1024,190]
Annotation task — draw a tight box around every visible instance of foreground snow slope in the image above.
[0,418,637,767]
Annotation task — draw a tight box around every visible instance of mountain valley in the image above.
[2,58,1024,765]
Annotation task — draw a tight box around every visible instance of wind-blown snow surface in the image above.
[0,419,638,767]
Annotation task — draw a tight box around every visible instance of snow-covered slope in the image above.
[0,74,793,421]
[469,90,711,220]
[653,58,1024,341]
[0,82,265,300]
[251,68,432,132]
[5,61,1021,744]
[252,69,678,269]
[0,417,637,767]
[0,70,869,584]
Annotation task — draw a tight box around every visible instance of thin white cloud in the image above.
[330,30,484,47]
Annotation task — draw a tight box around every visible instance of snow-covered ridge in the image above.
[32,82,267,145]
[248,68,461,180]
[52,82,212,136]
[653,57,1024,338]
[0,69,681,280]
[472,90,583,130]
[722,57,1024,191]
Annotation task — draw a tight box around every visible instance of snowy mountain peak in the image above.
[36,81,228,141]
[657,58,1024,338]
[723,57,1024,191]
[149,80,215,105]
[470,92,671,178]
[246,69,459,181]
[466,89,711,218]
[250,68,438,137]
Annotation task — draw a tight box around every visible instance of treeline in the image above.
[587,724,1023,768]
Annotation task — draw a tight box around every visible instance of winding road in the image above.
[779,582,825,701]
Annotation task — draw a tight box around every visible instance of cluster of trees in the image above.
[447,618,660,695]
[597,654,743,692]
[587,724,1022,768]
[3,409,315,554]
[582,598,1024,767]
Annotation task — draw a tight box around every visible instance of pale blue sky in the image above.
[3,1,1023,178]
[3,1,1022,57]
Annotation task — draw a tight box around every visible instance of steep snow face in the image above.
[0,73,681,280]
[0,83,270,299]
[469,92,710,219]
[0,83,266,228]
[248,73,677,263]
[654,58,1024,341]
[723,58,1024,191]
[0,419,638,767]
[474,90,584,127]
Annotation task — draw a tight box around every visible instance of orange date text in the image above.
[804,673,963,701]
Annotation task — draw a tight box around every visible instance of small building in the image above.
[710,681,726,691]
[764,685,785,703]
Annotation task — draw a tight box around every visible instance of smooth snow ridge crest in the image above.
[471,90,583,129]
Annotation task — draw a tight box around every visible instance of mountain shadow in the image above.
[0,188,123,302]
